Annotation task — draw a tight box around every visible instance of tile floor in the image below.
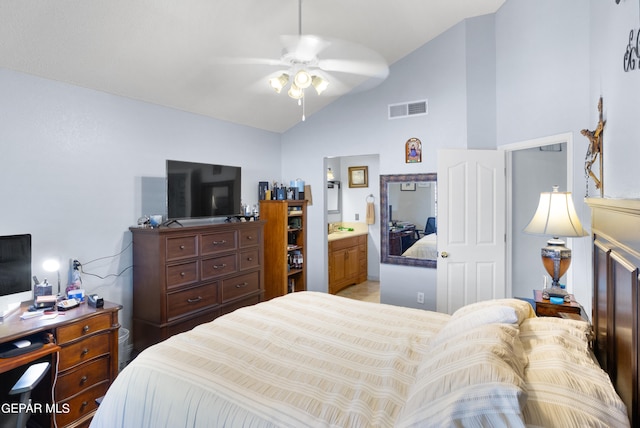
[335,280,380,303]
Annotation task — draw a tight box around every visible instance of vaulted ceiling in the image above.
[0,0,505,133]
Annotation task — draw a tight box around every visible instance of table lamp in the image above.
[524,185,588,301]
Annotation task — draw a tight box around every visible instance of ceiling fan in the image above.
[227,0,389,119]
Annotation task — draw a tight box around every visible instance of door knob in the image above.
[441,251,449,258]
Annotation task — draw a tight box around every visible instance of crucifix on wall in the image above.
[581,97,605,197]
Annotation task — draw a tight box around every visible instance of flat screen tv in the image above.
[167,160,242,219]
[0,234,31,297]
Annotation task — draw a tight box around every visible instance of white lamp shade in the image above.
[524,186,588,238]
[287,83,304,99]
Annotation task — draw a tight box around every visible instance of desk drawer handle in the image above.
[81,348,89,356]
[235,282,249,289]
[246,257,253,261]
[246,235,253,240]
[180,272,186,277]
[213,240,227,245]
[213,263,227,269]
[82,325,90,333]
[80,375,88,385]
[187,296,203,304]
[80,401,88,410]
[179,245,185,250]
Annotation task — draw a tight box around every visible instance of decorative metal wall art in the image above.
[581,97,605,197]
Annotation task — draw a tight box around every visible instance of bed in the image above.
[90,289,629,427]
[401,233,437,259]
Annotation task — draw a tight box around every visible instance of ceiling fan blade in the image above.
[280,35,330,61]
[318,58,389,79]
[211,56,287,67]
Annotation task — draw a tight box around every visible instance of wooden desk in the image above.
[0,300,121,427]
[389,225,416,255]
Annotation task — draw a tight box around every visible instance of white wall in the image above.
[0,69,282,328]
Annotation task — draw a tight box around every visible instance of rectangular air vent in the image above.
[388,99,428,119]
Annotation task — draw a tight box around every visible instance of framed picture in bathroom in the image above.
[348,166,368,188]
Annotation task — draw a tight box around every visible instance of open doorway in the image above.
[504,133,572,299]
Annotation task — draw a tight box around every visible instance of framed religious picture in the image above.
[405,137,422,163]
[348,166,368,188]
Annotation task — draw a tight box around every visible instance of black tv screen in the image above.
[0,234,31,297]
[167,160,241,219]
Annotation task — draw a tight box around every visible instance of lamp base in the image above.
[542,286,571,302]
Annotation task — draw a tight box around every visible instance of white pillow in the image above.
[451,298,536,325]
[429,305,518,348]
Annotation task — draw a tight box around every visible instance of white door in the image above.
[436,149,506,314]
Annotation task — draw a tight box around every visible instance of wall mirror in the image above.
[327,181,341,214]
[380,173,437,267]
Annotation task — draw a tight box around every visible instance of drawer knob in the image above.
[213,240,227,245]
[82,325,90,333]
[246,236,253,240]
[180,272,186,277]
[246,257,253,261]
[80,375,88,384]
[180,245,185,250]
[235,282,249,289]
[80,401,88,410]
[213,263,227,269]
[187,296,203,304]
[81,348,89,356]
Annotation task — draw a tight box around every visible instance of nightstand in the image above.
[533,289,582,318]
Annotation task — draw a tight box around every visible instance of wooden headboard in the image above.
[587,198,640,426]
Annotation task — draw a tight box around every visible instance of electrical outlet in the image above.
[417,292,425,304]
[355,213,359,221]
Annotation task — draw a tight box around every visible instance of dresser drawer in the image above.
[239,249,260,270]
[55,356,109,401]
[167,282,218,321]
[166,261,199,290]
[240,227,261,248]
[201,254,237,280]
[201,231,237,255]
[57,313,112,345]
[55,381,109,427]
[166,307,220,338]
[166,235,198,261]
[221,271,260,303]
[58,332,111,371]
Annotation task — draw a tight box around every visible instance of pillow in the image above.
[429,305,518,348]
[520,319,629,427]
[396,324,527,428]
[451,298,536,325]
[519,316,593,356]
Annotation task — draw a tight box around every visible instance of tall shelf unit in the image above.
[260,200,307,300]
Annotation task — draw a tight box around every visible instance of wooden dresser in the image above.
[0,300,121,428]
[130,221,264,354]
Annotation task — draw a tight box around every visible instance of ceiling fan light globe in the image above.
[288,83,304,99]
[269,73,289,93]
[311,75,329,95]
[293,70,312,89]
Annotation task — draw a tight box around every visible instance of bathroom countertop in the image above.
[328,222,368,242]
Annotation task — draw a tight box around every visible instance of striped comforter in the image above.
[90,292,629,428]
